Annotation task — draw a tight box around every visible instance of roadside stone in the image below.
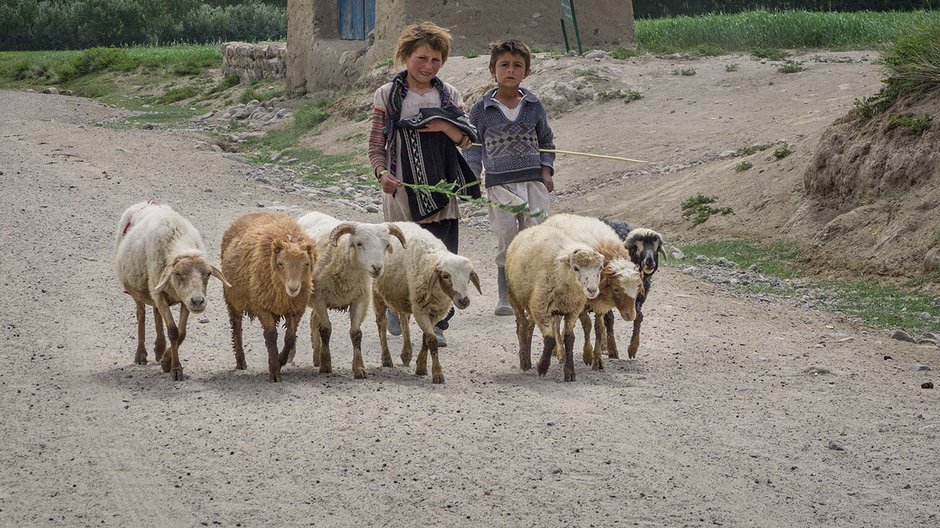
[803,366,841,376]
[827,440,845,451]
[922,382,934,389]
[910,364,931,372]
[890,329,916,343]
[41,87,60,95]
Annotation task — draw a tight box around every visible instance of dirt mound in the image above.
[801,91,940,279]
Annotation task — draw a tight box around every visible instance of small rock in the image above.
[198,112,214,120]
[922,382,934,390]
[803,366,841,376]
[884,355,893,361]
[668,247,684,260]
[365,205,379,213]
[198,317,210,324]
[142,123,155,130]
[547,421,555,427]
[41,87,60,95]
[890,329,916,343]
[911,364,931,372]
[827,440,845,451]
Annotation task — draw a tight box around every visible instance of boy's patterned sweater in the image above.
[464,87,555,188]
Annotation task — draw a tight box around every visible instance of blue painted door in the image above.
[339,0,376,40]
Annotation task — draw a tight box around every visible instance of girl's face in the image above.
[405,44,444,88]
[491,52,529,90]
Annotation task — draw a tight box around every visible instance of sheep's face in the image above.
[625,229,664,275]
[329,222,406,278]
[427,255,481,310]
[272,238,317,298]
[564,247,604,300]
[155,255,230,314]
[607,259,643,322]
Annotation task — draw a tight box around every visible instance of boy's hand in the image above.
[541,167,555,193]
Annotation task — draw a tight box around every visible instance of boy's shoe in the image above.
[386,308,402,336]
[433,327,447,348]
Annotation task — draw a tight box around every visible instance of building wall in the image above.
[288,0,635,94]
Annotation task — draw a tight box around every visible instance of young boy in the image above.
[464,39,556,316]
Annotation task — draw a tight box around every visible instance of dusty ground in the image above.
[1,51,939,528]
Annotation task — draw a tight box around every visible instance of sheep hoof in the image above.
[235,361,247,370]
[415,366,427,376]
[319,364,332,374]
[134,355,147,365]
[160,359,172,373]
[608,350,620,359]
[171,368,184,381]
[382,358,395,368]
[432,373,444,384]
[353,368,368,380]
[564,371,576,382]
[268,371,282,382]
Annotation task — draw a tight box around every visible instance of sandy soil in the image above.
[1,52,938,527]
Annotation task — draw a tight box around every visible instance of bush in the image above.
[58,47,134,81]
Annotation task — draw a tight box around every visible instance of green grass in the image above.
[891,114,934,135]
[675,239,940,335]
[157,84,201,104]
[725,63,739,72]
[681,194,734,225]
[773,144,793,159]
[678,239,802,278]
[735,161,753,172]
[598,88,643,103]
[635,9,939,54]
[778,60,805,73]
[672,67,697,76]
[239,79,285,104]
[242,98,331,153]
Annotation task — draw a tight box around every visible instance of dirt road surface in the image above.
[1,67,938,528]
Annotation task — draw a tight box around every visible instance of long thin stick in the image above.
[469,143,649,163]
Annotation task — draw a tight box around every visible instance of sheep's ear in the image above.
[469,270,482,295]
[210,264,232,288]
[154,264,175,292]
[386,223,407,249]
[423,267,441,304]
[304,242,318,263]
[272,238,286,254]
[329,223,357,246]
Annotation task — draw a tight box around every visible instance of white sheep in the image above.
[372,222,481,384]
[114,200,229,380]
[290,211,406,379]
[543,213,643,370]
[505,223,604,382]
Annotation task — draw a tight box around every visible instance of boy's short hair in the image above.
[488,39,532,74]
[395,21,452,66]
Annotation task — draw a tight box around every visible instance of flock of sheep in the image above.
[114,200,664,383]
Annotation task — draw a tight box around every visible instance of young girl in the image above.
[368,21,477,345]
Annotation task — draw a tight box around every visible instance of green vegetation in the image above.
[734,161,753,171]
[672,67,697,76]
[855,17,940,118]
[750,47,788,61]
[239,79,284,104]
[635,10,939,54]
[251,98,330,152]
[611,47,641,60]
[575,68,602,80]
[773,144,793,159]
[778,60,805,73]
[463,51,480,59]
[725,63,739,72]
[675,239,940,335]
[0,0,286,50]
[634,1,940,19]
[736,143,772,156]
[681,194,734,225]
[891,114,934,135]
[598,88,643,103]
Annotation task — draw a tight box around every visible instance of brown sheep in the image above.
[221,213,317,382]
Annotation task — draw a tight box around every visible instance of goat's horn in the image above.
[386,223,406,248]
[329,222,357,245]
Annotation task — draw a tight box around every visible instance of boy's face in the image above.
[405,44,444,87]
[491,52,529,90]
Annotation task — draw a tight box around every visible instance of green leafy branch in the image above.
[681,193,734,226]
[398,180,545,218]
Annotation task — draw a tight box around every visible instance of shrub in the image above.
[773,144,793,159]
[681,194,734,226]
[735,161,753,172]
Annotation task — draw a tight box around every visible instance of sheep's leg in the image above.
[515,309,532,370]
[535,316,556,377]
[349,298,369,380]
[427,333,444,384]
[155,300,183,380]
[627,308,643,359]
[228,303,247,370]
[279,313,299,368]
[604,310,619,359]
[563,314,578,382]
[152,305,166,362]
[509,295,532,370]
[579,310,593,366]
[592,313,605,371]
[258,313,281,382]
[399,313,414,368]
[308,307,320,367]
[309,302,331,374]
[134,301,148,365]
[412,313,436,380]
[373,292,394,368]
[168,306,190,381]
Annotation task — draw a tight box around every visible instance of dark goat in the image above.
[601,220,665,359]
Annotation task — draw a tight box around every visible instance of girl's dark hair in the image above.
[488,39,532,73]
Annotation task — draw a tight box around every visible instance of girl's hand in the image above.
[381,171,402,194]
[419,119,465,144]
[541,167,555,193]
